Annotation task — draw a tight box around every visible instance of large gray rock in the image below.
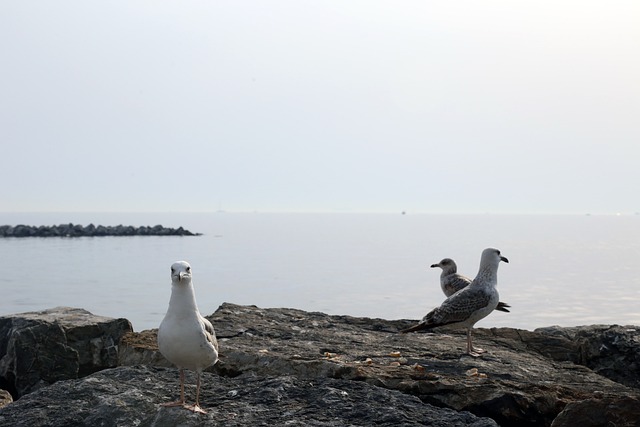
[550,395,640,427]
[3,303,639,426]
[535,324,640,389]
[120,303,640,427]
[0,307,132,398]
[0,365,498,427]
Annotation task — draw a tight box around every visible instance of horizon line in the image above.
[1,210,638,216]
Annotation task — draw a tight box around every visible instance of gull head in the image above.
[170,261,192,284]
[481,248,509,267]
[430,258,457,274]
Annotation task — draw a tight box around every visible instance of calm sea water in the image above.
[0,212,639,331]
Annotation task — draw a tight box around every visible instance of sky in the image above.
[1,1,639,214]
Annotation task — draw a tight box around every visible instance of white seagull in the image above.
[430,258,511,312]
[403,248,509,357]
[157,261,219,414]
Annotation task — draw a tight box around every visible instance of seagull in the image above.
[402,248,509,357]
[157,261,219,414]
[430,258,511,312]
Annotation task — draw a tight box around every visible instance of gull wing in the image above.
[442,273,472,297]
[200,315,219,352]
[426,287,492,326]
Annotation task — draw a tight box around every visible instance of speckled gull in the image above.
[430,258,510,312]
[158,261,219,414]
[402,248,509,357]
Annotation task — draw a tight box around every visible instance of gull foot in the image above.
[184,404,208,414]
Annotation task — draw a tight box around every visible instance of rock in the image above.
[95,225,108,236]
[0,307,133,398]
[119,303,640,427]
[118,330,173,368]
[478,327,580,363]
[3,225,35,237]
[3,303,639,426]
[0,365,498,426]
[535,325,640,390]
[0,224,200,237]
[550,395,640,427]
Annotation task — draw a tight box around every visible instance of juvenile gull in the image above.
[431,258,511,312]
[403,248,509,357]
[157,261,219,414]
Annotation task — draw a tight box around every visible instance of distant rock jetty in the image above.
[0,223,201,237]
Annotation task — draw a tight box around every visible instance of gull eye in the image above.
[171,268,175,273]
[186,267,191,273]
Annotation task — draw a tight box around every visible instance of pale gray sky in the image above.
[1,1,639,214]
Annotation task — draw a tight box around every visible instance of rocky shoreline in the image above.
[0,304,639,426]
[0,223,200,237]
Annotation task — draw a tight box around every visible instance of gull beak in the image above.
[178,272,185,281]
[500,256,509,263]
[430,263,439,268]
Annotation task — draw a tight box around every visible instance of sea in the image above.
[1,212,639,332]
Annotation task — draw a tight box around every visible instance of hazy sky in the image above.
[1,1,639,214]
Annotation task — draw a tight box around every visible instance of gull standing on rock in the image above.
[158,261,219,414]
[403,248,509,357]
[430,258,511,312]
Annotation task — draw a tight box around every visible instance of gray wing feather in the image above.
[425,288,492,326]
[200,315,219,352]
[442,274,472,297]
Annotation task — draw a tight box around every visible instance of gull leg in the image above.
[162,368,186,407]
[184,371,207,414]
[466,329,485,357]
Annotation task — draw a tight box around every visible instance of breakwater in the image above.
[0,223,200,237]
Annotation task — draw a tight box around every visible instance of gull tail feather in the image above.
[495,302,511,313]
[400,322,434,333]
